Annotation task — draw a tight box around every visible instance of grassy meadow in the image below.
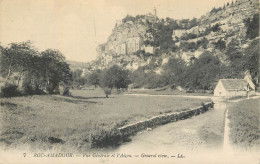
[227,98,260,151]
[0,87,210,152]
[126,87,213,96]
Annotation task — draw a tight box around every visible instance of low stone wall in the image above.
[118,101,214,136]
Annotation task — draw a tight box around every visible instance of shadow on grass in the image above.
[70,95,115,100]
[71,95,107,100]
[52,95,115,104]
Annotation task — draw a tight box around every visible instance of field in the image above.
[227,98,260,151]
[0,88,210,152]
[126,87,213,96]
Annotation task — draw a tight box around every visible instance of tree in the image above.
[0,41,38,89]
[244,14,259,39]
[162,57,186,86]
[184,51,222,90]
[211,23,221,32]
[189,18,198,28]
[61,62,73,95]
[40,49,67,93]
[243,38,260,84]
[88,70,101,88]
[225,38,244,77]
[0,41,72,96]
[196,37,209,49]
[100,65,130,97]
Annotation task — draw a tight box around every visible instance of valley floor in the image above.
[0,88,210,152]
[0,88,259,164]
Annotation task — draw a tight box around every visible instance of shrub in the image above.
[244,14,259,39]
[0,83,20,98]
[196,37,209,49]
[23,83,34,95]
[180,41,197,51]
[62,86,71,96]
[210,7,222,14]
[34,85,44,95]
[213,39,226,51]
[90,128,123,148]
[211,23,221,32]
[103,87,111,98]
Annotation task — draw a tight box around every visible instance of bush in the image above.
[211,23,221,32]
[213,39,226,51]
[180,41,197,51]
[103,87,111,98]
[62,86,71,96]
[23,83,34,95]
[90,128,123,148]
[34,85,44,95]
[244,14,259,39]
[22,80,44,95]
[0,83,20,98]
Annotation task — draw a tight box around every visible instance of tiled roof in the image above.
[220,79,249,91]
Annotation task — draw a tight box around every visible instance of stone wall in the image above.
[118,101,214,136]
[90,101,214,148]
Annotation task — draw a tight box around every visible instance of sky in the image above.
[0,0,232,62]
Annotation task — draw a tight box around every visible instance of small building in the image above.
[116,43,126,55]
[214,77,255,97]
[144,46,154,54]
[126,33,143,54]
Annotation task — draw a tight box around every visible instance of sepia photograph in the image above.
[0,0,259,163]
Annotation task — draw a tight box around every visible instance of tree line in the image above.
[86,37,259,92]
[0,41,72,97]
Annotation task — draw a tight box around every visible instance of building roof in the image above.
[220,79,249,91]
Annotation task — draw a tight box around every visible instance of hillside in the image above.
[94,0,258,70]
[87,0,259,90]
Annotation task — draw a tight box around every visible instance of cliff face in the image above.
[200,0,259,26]
[95,0,259,71]
[96,20,151,55]
[95,16,155,69]
[173,0,259,40]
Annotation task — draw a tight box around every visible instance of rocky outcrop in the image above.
[173,0,259,42]
[95,0,259,70]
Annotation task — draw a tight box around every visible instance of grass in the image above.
[227,98,260,150]
[197,103,226,149]
[0,87,210,152]
[126,87,213,96]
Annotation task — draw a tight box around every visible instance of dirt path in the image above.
[223,109,232,153]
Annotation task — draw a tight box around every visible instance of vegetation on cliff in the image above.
[93,0,259,91]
